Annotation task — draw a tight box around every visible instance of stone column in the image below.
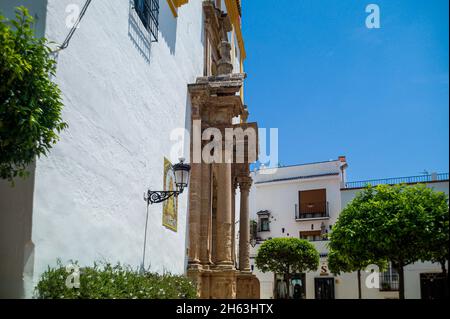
[215,162,233,268]
[238,176,252,272]
[200,163,212,265]
[188,163,202,266]
[231,178,238,267]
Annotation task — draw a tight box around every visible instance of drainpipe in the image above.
[52,0,92,53]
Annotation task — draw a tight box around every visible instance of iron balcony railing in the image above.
[134,0,159,42]
[302,236,327,242]
[345,173,449,189]
[295,201,329,220]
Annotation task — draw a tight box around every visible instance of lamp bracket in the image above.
[144,190,180,205]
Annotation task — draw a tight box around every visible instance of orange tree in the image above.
[0,7,66,182]
[255,238,319,298]
[327,248,386,299]
[329,184,449,299]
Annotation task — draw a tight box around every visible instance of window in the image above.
[260,218,270,232]
[379,263,399,291]
[134,0,159,41]
[257,210,271,232]
[297,189,328,219]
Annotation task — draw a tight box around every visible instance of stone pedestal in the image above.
[236,272,260,299]
[210,269,237,299]
[189,267,239,299]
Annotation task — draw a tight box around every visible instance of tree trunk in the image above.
[441,261,447,276]
[285,273,290,299]
[398,264,405,300]
[441,261,448,298]
[273,273,277,299]
[357,269,362,299]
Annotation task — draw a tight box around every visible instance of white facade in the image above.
[0,0,244,298]
[249,159,449,299]
[249,159,346,299]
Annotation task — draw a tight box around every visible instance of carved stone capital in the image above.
[237,176,252,191]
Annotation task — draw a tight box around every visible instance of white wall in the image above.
[248,161,344,299]
[1,0,206,298]
[249,173,342,241]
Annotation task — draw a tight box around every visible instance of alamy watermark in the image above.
[366,4,381,29]
[65,264,80,289]
[169,120,279,173]
[65,4,81,29]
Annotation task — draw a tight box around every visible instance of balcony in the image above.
[295,201,329,221]
[344,173,449,189]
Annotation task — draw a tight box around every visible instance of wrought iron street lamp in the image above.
[144,158,191,205]
[140,157,190,274]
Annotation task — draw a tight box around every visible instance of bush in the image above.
[35,261,198,299]
[0,7,66,182]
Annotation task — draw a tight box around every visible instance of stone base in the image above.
[188,266,260,299]
[236,272,260,299]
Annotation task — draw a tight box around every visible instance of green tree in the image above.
[327,249,386,299]
[255,238,319,298]
[330,184,449,299]
[415,185,449,297]
[0,7,66,182]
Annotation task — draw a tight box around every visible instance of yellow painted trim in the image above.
[225,0,246,61]
[240,59,244,102]
[167,0,188,17]
[167,0,179,17]
[174,0,189,6]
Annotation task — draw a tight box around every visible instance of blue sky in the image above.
[243,0,449,181]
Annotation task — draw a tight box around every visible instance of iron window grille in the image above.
[259,217,270,232]
[134,0,159,42]
[379,263,400,291]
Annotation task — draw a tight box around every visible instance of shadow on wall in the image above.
[128,0,153,63]
[159,0,177,55]
[0,163,36,299]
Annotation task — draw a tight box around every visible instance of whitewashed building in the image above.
[0,0,247,298]
[249,157,449,299]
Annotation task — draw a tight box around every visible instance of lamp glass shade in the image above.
[173,160,191,191]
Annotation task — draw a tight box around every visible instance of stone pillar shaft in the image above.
[238,177,252,271]
[231,182,236,266]
[215,163,233,267]
[200,163,212,265]
[188,163,202,265]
